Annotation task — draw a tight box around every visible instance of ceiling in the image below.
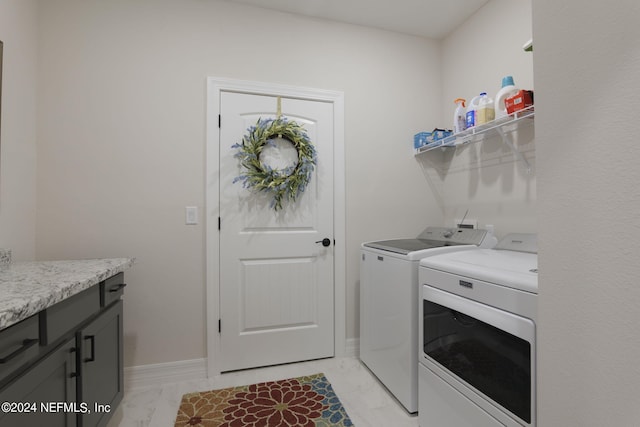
[224,0,489,39]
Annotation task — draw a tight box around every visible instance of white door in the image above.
[218,91,334,372]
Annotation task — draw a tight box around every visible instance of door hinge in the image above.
[218,217,221,230]
[218,114,221,128]
[218,319,221,333]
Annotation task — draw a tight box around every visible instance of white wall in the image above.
[6,0,537,371]
[435,0,535,237]
[534,0,640,425]
[19,1,640,422]
[34,0,443,366]
[0,0,38,261]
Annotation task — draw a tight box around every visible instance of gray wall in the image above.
[535,0,640,424]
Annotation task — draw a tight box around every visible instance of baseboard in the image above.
[345,338,359,358]
[125,340,359,390]
[124,358,207,390]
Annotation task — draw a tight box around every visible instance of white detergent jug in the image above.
[466,95,482,129]
[453,98,466,134]
[476,92,495,125]
[495,76,519,119]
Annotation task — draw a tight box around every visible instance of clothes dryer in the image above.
[418,234,538,426]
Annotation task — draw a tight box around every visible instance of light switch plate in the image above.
[185,206,198,225]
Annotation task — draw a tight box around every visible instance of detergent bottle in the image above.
[476,92,495,125]
[453,98,466,134]
[466,95,482,129]
[495,76,519,119]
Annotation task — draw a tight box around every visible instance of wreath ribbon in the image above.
[276,96,282,119]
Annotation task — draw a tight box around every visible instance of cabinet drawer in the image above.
[40,286,100,346]
[100,272,126,307]
[0,315,39,386]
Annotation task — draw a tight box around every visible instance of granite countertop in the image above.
[0,258,135,331]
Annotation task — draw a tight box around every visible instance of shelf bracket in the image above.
[496,126,531,174]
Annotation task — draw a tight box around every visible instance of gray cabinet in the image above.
[0,338,77,427]
[0,273,125,427]
[77,300,123,427]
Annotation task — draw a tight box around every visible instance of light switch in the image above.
[185,206,198,225]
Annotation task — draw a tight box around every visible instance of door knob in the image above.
[315,238,331,247]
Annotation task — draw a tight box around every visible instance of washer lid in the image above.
[421,248,538,294]
[362,226,488,256]
[363,239,464,255]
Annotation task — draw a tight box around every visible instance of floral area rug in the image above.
[174,373,354,427]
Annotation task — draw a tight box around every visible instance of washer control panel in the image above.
[418,227,487,245]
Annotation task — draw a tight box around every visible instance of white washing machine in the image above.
[360,227,491,413]
[418,234,538,427]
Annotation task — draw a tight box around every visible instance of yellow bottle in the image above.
[476,92,495,125]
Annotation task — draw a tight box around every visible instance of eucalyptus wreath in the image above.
[232,117,317,210]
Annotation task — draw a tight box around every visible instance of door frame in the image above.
[205,77,346,377]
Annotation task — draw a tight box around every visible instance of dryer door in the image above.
[421,285,535,425]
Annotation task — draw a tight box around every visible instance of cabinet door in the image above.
[77,300,123,427]
[0,338,77,427]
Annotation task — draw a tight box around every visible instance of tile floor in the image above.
[107,356,418,427]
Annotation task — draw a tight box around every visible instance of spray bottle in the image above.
[453,98,466,134]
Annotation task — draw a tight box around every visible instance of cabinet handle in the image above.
[69,346,79,377]
[0,338,38,364]
[109,283,127,293]
[84,335,96,363]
